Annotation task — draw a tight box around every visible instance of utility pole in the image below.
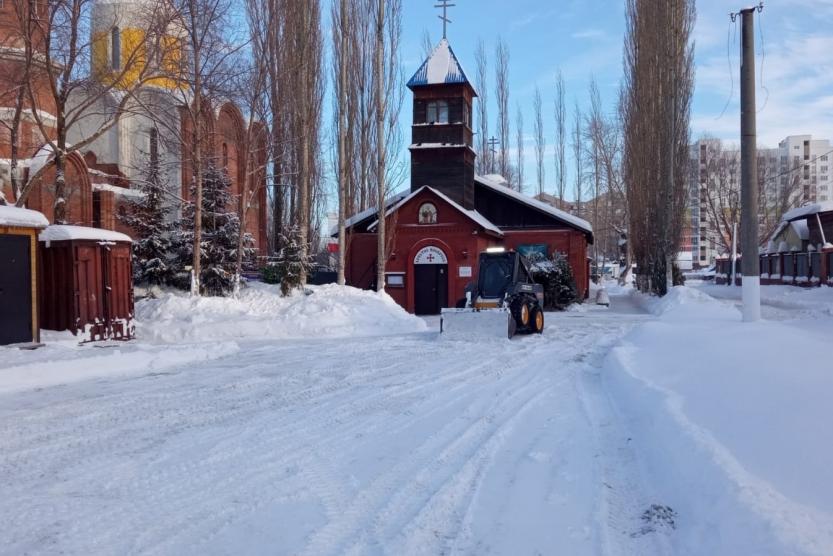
[736,3,763,321]
[487,136,499,174]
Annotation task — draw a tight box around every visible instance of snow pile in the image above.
[135,283,428,343]
[698,283,833,317]
[604,286,833,555]
[637,285,733,319]
[0,205,49,228]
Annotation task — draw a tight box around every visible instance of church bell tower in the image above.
[407,38,477,209]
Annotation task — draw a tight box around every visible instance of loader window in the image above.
[479,255,513,298]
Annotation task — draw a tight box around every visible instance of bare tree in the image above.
[13,0,173,220]
[533,85,545,196]
[374,0,386,292]
[572,101,584,217]
[515,103,524,193]
[586,79,604,269]
[495,37,510,182]
[554,69,567,203]
[233,0,277,294]
[420,29,433,59]
[334,0,349,284]
[338,0,404,220]
[474,38,489,175]
[0,0,42,203]
[623,0,694,295]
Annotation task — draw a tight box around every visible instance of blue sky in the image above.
[391,0,833,197]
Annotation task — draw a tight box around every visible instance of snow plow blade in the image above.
[440,308,514,340]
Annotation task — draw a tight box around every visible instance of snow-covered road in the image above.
[0,300,670,555]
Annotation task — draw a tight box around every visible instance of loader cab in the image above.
[476,250,535,301]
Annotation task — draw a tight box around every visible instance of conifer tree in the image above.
[119,155,176,286]
[529,251,580,310]
[270,226,311,296]
[176,165,254,296]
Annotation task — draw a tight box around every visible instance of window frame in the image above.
[418,202,438,224]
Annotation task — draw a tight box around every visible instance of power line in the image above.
[757,7,770,113]
[716,17,738,120]
[759,147,833,188]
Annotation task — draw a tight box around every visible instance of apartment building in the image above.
[687,135,830,268]
[777,135,832,204]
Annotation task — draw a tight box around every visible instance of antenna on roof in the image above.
[434,0,455,39]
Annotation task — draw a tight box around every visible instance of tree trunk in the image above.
[336,0,348,286]
[374,0,386,293]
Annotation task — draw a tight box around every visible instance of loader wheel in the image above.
[510,298,531,329]
[508,315,517,339]
[531,307,544,334]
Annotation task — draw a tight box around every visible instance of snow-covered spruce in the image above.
[118,154,177,286]
[173,165,254,296]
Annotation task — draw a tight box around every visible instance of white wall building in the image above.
[688,135,831,268]
[777,135,832,204]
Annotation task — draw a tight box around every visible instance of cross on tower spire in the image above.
[434,1,455,39]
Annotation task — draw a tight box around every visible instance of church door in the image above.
[413,246,448,315]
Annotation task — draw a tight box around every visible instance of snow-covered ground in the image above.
[606,285,833,556]
[1,282,831,554]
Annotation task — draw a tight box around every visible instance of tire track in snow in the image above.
[0,314,656,555]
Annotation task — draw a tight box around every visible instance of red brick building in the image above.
[343,39,593,314]
[0,0,268,253]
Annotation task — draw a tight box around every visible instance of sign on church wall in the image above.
[414,246,448,265]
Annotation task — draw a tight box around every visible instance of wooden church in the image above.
[342,38,593,315]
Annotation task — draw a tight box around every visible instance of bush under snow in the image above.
[135,282,428,343]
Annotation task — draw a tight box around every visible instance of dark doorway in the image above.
[0,235,33,345]
[414,264,448,315]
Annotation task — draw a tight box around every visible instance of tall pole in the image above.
[740,6,761,321]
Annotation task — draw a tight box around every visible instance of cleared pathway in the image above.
[0,296,664,555]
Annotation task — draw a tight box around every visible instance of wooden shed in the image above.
[38,225,134,341]
[0,205,49,346]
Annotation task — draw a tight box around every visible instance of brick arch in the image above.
[406,237,457,314]
[27,148,93,225]
[179,97,217,199]
[216,101,246,197]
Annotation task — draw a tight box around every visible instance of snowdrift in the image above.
[699,283,833,318]
[135,283,428,343]
[603,286,833,555]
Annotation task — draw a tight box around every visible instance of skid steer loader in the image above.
[441,248,545,339]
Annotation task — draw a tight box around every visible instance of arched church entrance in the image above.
[413,245,448,315]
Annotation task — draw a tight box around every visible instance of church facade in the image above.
[343,39,593,315]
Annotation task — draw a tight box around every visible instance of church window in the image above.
[111,27,121,70]
[222,143,229,168]
[418,202,438,224]
[426,100,449,124]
